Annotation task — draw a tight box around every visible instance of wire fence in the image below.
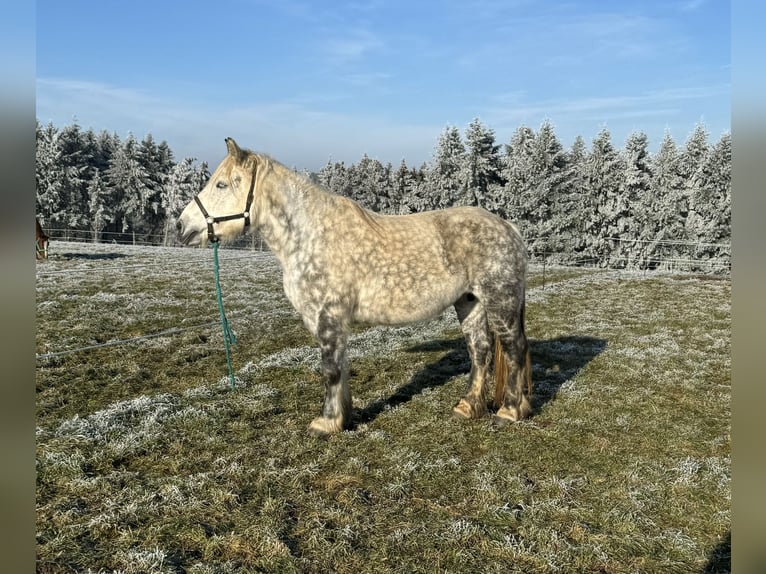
[42,227,268,250]
[528,251,731,275]
[34,249,261,276]
[35,234,730,361]
[35,324,214,361]
[42,227,731,273]
[35,242,266,361]
[37,229,731,280]
[525,235,731,275]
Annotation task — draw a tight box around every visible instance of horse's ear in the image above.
[225,137,242,158]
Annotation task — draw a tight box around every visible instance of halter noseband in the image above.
[193,169,256,243]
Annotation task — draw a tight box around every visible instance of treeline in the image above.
[316,119,730,272]
[36,118,730,271]
[35,121,210,245]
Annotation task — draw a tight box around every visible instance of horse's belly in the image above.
[354,275,465,325]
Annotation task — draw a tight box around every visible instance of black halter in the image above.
[193,169,256,243]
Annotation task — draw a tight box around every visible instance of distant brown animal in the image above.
[36,218,49,260]
[177,138,532,436]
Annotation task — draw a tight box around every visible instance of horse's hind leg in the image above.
[452,293,492,420]
[308,309,352,437]
[488,297,532,427]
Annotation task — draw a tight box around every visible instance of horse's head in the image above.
[176,138,260,246]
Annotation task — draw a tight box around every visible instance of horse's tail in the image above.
[493,337,508,409]
[493,301,532,408]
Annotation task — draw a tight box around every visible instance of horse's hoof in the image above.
[452,399,473,420]
[453,398,488,420]
[307,426,331,439]
[308,416,342,438]
[491,414,516,429]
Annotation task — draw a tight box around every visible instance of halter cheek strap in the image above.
[193,169,256,243]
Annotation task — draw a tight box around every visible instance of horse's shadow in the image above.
[701,531,730,574]
[527,335,608,414]
[354,334,607,427]
[355,339,470,426]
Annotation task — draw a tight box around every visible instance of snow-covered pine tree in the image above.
[344,159,362,205]
[649,131,686,269]
[687,131,731,270]
[190,161,210,199]
[399,163,433,214]
[426,125,466,209]
[36,121,66,227]
[106,133,153,244]
[557,135,589,262]
[678,123,710,268]
[138,134,174,243]
[584,127,624,267]
[316,159,333,190]
[346,154,386,211]
[499,125,535,226]
[317,160,353,198]
[374,160,393,213]
[57,121,92,236]
[87,168,112,243]
[526,120,570,262]
[616,131,653,269]
[462,118,502,210]
[161,157,199,245]
[388,160,415,214]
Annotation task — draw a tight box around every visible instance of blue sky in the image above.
[35,0,730,171]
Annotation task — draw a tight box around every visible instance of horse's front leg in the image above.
[308,310,351,437]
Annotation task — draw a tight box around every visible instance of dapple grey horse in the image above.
[177,138,531,436]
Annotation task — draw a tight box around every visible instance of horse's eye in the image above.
[216,181,227,189]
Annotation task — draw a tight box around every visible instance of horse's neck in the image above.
[254,169,320,264]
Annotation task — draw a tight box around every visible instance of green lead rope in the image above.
[212,241,237,388]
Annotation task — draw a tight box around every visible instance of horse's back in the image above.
[432,205,523,245]
[342,204,526,282]
[333,206,464,323]
[328,203,525,325]
[419,206,526,274]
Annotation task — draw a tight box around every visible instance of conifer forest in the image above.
[36,118,730,272]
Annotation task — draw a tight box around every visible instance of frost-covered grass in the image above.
[36,241,730,573]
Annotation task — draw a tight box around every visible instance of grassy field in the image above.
[36,241,730,573]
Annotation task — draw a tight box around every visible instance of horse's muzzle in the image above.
[176,219,197,246]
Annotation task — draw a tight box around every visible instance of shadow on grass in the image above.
[354,338,470,427]
[702,531,730,574]
[528,335,608,414]
[353,335,607,427]
[53,252,131,261]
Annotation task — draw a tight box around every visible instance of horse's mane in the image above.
[254,151,383,235]
[335,193,383,234]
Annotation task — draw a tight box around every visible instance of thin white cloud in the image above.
[322,27,383,67]
[345,0,385,13]
[678,0,709,12]
[481,83,730,149]
[35,76,440,170]
[553,12,683,60]
[36,78,157,111]
[487,84,730,122]
[344,71,393,88]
